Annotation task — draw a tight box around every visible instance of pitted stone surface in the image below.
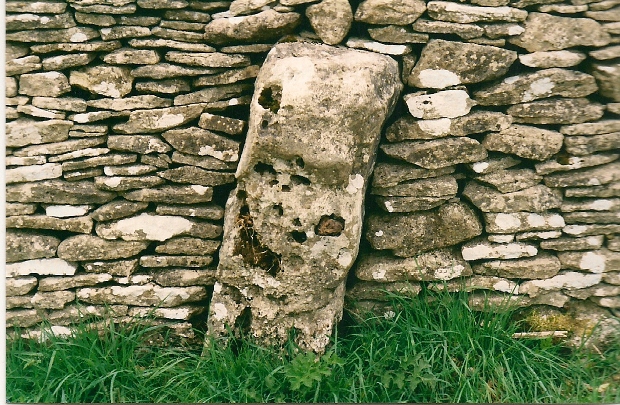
[354,0,426,25]
[482,125,563,161]
[203,10,301,44]
[472,253,561,279]
[208,43,402,352]
[6,231,61,263]
[463,182,562,212]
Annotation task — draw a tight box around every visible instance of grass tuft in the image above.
[7,288,620,403]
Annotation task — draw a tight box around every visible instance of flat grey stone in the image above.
[562,198,620,212]
[141,153,171,168]
[482,125,563,161]
[366,202,483,256]
[515,230,562,241]
[71,3,137,13]
[107,135,171,154]
[427,1,527,23]
[69,110,131,124]
[408,40,516,89]
[61,153,137,172]
[6,1,67,13]
[13,137,106,158]
[592,62,620,102]
[87,95,172,111]
[63,168,104,181]
[467,154,521,174]
[137,0,188,8]
[124,185,214,204]
[158,166,235,186]
[381,137,487,169]
[129,38,216,52]
[475,168,542,193]
[159,20,206,31]
[355,248,471,282]
[30,41,122,54]
[463,181,562,212]
[165,51,251,68]
[113,104,204,134]
[558,249,620,273]
[198,112,246,135]
[565,182,620,198]
[372,176,458,212]
[519,272,602,297]
[354,0,426,24]
[193,66,259,88]
[510,12,611,51]
[518,50,586,68]
[6,77,17,97]
[171,151,237,170]
[6,230,61,263]
[151,269,217,287]
[6,163,62,184]
[131,63,220,79]
[534,153,618,175]
[590,45,620,60]
[70,65,133,98]
[94,175,165,191]
[118,15,162,26]
[6,215,93,234]
[371,162,454,188]
[173,83,252,105]
[462,238,537,260]
[99,26,151,41]
[162,126,241,162]
[368,25,429,44]
[404,90,476,119]
[544,161,620,187]
[563,224,620,236]
[6,277,38,296]
[164,9,212,22]
[6,309,43,328]
[18,72,70,97]
[83,259,139,277]
[561,119,620,135]
[474,68,598,105]
[6,55,42,76]
[346,37,413,55]
[508,98,605,125]
[104,164,157,176]
[6,119,72,148]
[481,22,525,38]
[76,284,207,307]
[155,204,225,220]
[6,156,46,167]
[155,237,220,255]
[31,291,75,309]
[6,27,99,43]
[538,3,588,12]
[151,26,205,42]
[75,12,117,26]
[347,281,423,301]
[6,203,38,216]
[229,0,276,16]
[32,97,87,112]
[540,235,605,251]
[219,44,274,53]
[586,8,620,21]
[15,105,65,120]
[306,0,352,45]
[43,204,93,218]
[473,253,560,279]
[57,235,149,261]
[7,258,77,278]
[6,12,76,31]
[139,255,213,268]
[39,274,113,292]
[95,213,221,241]
[101,48,161,65]
[412,18,484,39]
[565,132,620,156]
[484,212,565,233]
[135,79,190,94]
[204,10,300,44]
[563,211,620,224]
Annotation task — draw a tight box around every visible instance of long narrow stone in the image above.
[208,43,402,353]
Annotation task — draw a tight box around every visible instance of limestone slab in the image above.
[155,237,220,255]
[520,272,602,297]
[564,132,620,156]
[404,90,476,119]
[18,72,70,97]
[129,38,216,52]
[13,137,106,157]
[131,63,220,79]
[123,185,214,204]
[408,40,517,89]
[102,48,161,65]
[427,1,528,23]
[354,0,426,24]
[371,162,454,188]
[170,151,237,170]
[107,135,171,154]
[151,269,217,287]
[592,62,620,102]
[6,277,38,296]
[77,284,207,307]
[135,79,190,94]
[30,41,122,54]
[535,153,618,175]
[544,161,620,187]
[561,120,620,135]
[6,119,72,148]
[6,27,99,43]
[6,180,117,204]
[6,163,63,184]
[173,84,252,105]
[57,235,149,261]
[139,255,213,268]
[94,175,165,191]
[6,231,61,263]
[44,205,93,218]
[162,127,241,162]
[467,154,521,174]
[463,182,562,212]
[508,98,605,125]
[518,50,586,68]
[306,0,352,45]
[158,166,235,186]
[82,259,139,276]
[6,215,93,234]
[461,238,538,260]
[412,19,484,40]
[155,204,225,220]
[203,10,301,44]
[6,55,43,76]
[474,168,541,193]
[70,65,133,98]
[113,105,204,134]
[473,253,561,279]
[381,138,487,169]
[61,154,138,171]
[563,211,620,224]
[482,124,563,161]
[32,97,87,112]
[7,258,77,277]
[193,65,260,87]
[484,212,565,234]
[6,1,67,13]
[368,25,429,44]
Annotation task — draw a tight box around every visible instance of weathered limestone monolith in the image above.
[207,42,402,352]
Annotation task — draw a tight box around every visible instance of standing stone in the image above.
[354,0,426,25]
[408,40,517,89]
[509,13,611,52]
[208,43,402,353]
[70,65,133,98]
[306,0,353,45]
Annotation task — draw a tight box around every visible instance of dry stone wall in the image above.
[5,0,620,344]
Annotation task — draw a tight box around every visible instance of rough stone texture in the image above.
[354,0,426,25]
[412,19,485,40]
[18,72,71,97]
[474,69,598,105]
[544,161,620,187]
[306,0,352,45]
[507,98,605,125]
[540,236,605,251]
[70,65,133,98]
[6,277,38,296]
[484,212,565,233]
[366,202,483,257]
[482,125,563,161]
[77,284,208,307]
[520,272,602,297]
[427,1,528,23]
[557,249,620,273]
[381,138,487,169]
[408,40,517,89]
[57,235,149,261]
[592,63,620,101]
[518,50,587,68]
[113,105,204,134]
[7,258,78,277]
[564,132,620,156]
[204,10,301,44]
[6,231,61,263]
[474,168,542,193]
[162,127,240,162]
[355,248,471,282]
[510,13,611,51]
[404,90,476,119]
[461,238,538,260]
[472,253,561,279]
[463,182,562,212]
[208,43,402,352]
[6,119,73,148]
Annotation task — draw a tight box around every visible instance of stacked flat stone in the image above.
[5,0,619,344]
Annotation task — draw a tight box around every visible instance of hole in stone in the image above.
[257,85,282,113]
[282,185,291,192]
[293,218,302,226]
[237,189,247,199]
[294,156,305,168]
[273,204,283,216]
[422,100,431,105]
[315,214,345,236]
[269,179,279,186]
[290,231,307,243]
[555,151,571,165]
[261,119,269,129]
[233,204,282,277]
[253,162,277,175]
[290,174,311,186]
[234,306,252,336]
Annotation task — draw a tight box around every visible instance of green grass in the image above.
[7,289,620,403]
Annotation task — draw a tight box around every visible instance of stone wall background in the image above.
[5,0,620,342]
